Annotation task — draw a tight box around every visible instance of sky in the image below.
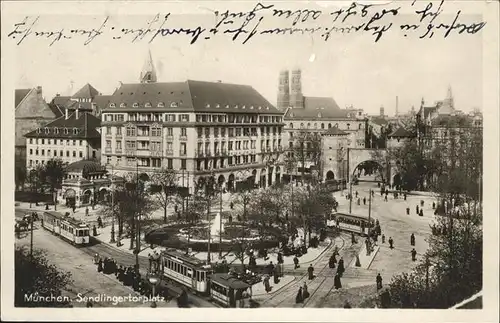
[8,1,484,116]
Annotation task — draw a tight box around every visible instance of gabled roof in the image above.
[370,116,389,126]
[285,96,349,120]
[24,111,101,139]
[388,127,413,137]
[323,127,348,136]
[72,83,100,99]
[66,160,106,174]
[420,106,437,119]
[15,89,32,108]
[103,80,280,114]
[52,95,72,107]
[47,103,64,118]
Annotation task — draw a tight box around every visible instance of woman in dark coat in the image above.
[329,254,337,268]
[337,257,345,277]
[295,287,303,303]
[334,273,342,289]
[302,283,310,299]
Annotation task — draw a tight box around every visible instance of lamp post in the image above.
[219,180,223,259]
[148,254,161,308]
[108,164,115,243]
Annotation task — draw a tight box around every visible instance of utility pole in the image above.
[368,189,372,236]
[219,182,223,258]
[135,163,140,274]
[110,165,115,243]
[349,178,353,213]
[30,216,34,259]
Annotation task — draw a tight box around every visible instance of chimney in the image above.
[36,86,42,94]
[56,93,60,97]
[65,108,69,120]
[76,105,80,119]
[380,106,385,117]
[395,96,399,116]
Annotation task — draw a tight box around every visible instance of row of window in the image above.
[123,127,186,137]
[103,113,190,123]
[196,126,282,138]
[163,258,207,282]
[195,155,258,171]
[28,151,97,167]
[109,102,181,109]
[36,127,80,135]
[106,156,188,170]
[289,122,362,130]
[30,148,84,158]
[29,138,84,146]
[195,114,282,124]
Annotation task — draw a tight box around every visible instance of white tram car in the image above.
[160,250,253,307]
[327,212,376,236]
[42,211,90,246]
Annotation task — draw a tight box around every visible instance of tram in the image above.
[42,211,90,245]
[327,212,376,236]
[160,249,255,307]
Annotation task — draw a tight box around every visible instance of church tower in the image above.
[277,70,290,111]
[290,68,304,108]
[140,49,157,83]
[445,85,455,110]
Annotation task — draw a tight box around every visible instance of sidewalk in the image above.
[252,275,296,296]
[349,243,380,270]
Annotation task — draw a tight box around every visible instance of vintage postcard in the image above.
[1,0,498,322]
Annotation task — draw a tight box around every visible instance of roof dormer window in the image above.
[64,128,69,135]
[37,128,41,134]
[170,102,178,108]
[225,105,229,109]
[158,102,165,108]
[234,105,238,109]
[54,127,59,134]
[109,103,116,108]
[258,106,262,110]
[205,104,210,108]
[73,128,78,135]
[145,102,152,108]
[120,103,126,108]
[266,106,269,110]
[133,103,139,108]
[45,127,49,134]
[242,105,246,109]
[250,106,254,109]
[216,104,220,108]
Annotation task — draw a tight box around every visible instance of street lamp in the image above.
[107,163,116,243]
[148,253,161,308]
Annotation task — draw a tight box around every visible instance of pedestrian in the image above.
[419,209,424,217]
[384,194,388,202]
[404,193,407,201]
[97,259,103,272]
[410,233,415,246]
[337,257,345,277]
[432,201,436,209]
[416,205,419,215]
[86,300,93,308]
[388,237,394,249]
[329,254,337,268]
[351,232,356,244]
[411,248,417,261]
[376,273,383,290]
[307,264,314,280]
[357,198,360,205]
[385,188,389,195]
[85,207,89,216]
[273,267,279,284]
[334,273,342,289]
[406,207,410,215]
[230,202,234,210]
[97,216,103,228]
[382,234,385,244]
[371,190,375,198]
[303,282,310,299]
[420,200,424,207]
[92,225,97,236]
[295,287,303,304]
[355,191,358,198]
[293,255,299,269]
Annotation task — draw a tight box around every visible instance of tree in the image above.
[288,130,322,183]
[26,165,44,207]
[150,169,178,224]
[183,192,205,246]
[39,158,66,210]
[15,246,73,307]
[101,174,157,250]
[15,158,27,191]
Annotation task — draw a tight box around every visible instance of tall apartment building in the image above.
[24,108,102,169]
[100,52,285,192]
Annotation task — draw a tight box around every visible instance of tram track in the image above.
[261,235,347,308]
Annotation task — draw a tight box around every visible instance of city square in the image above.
[5,1,490,315]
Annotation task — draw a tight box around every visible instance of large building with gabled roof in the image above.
[24,108,101,169]
[100,52,285,192]
[49,83,111,118]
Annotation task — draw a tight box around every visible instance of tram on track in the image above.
[41,211,90,246]
[327,212,376,236]
[160,249,255,307]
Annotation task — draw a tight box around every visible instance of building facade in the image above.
[278,69,367,181]
[100,53,284,192]
[15,87,58,167]
[24,109,102,169]
[321,127,350,182]
[50,83,111,118]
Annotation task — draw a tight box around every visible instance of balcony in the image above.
[124,149,136,156]
[179,150,187,157]
[105,147,112,154]
[165,150,174,156]
[115,149,123,154]
[136,135,151,141]
[136,149,152,157]
[180,135,188,141]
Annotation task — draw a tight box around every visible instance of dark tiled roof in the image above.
[72,83,100,99]
[388,127,413,137]
[24,112,101,139]
[323,127,348,136]
[285,96,348,120]
[103,80,279,114]
[93,95,111,109]
[15,89,32,108]
[431,114,473,127]
[52,95,72,107]
[47,103,64,118]
[210,273,250,289]
[66,160,106,173]
[370,117,389,126]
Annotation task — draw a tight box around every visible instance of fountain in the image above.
[210,212,225,239]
